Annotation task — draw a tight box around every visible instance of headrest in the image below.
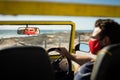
[91,43,120,80]
[0,46,54,80]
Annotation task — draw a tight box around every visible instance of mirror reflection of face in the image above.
[24,27,38,35]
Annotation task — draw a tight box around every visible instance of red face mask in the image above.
[88,39,100,55]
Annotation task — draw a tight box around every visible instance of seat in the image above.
[91,43,120,80]
[0,46,54,80]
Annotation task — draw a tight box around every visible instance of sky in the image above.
[39,0,120,6]
[0,0,120,30]
[16,0,120,6]
[1,15,120,30]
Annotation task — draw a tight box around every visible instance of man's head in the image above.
[89,19,120,54]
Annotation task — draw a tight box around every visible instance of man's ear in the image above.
[103,36,111,46]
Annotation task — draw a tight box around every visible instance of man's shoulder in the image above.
[74,61,94,80]
[80,61,94,73]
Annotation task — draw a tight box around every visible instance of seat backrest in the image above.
[91,43,120,80]
[0,46,54,80]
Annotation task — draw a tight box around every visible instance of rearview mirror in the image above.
[17,27,39,35]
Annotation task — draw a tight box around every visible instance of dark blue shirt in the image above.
[74,61,94,80]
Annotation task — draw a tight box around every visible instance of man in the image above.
[56,19,120,80]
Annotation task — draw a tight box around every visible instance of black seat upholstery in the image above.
[91,43,120,80]
[0,46,54,80]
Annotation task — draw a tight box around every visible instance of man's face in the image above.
[89,27,110,54]
[88,27,102,54]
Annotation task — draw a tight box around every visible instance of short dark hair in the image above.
[95,19,120,44]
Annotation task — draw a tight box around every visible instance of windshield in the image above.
[0,24,73,55]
